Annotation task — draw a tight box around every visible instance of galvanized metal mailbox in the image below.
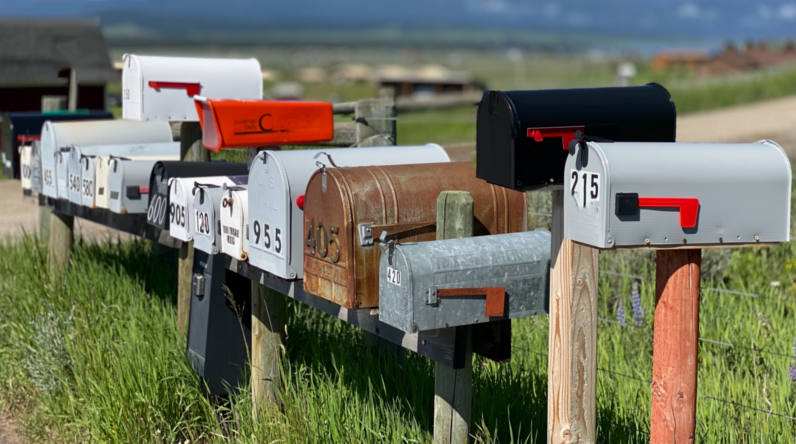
[122,54,263,122]
[147,161,249,231]
[40,120,173,198]
[303,162,527,309]
[69,142,180,206]
[192,177,249,254]
[248,145,451,280]
[169,175,249,242]
[194,97,334,151]
[475,84,676,191]
[219,187,249,261]
[30,141,43,194]
[187,249,251,396]
[107,159,160,214]
[379,230,551,333]
[2,111,112,179]
[564,140,792,249]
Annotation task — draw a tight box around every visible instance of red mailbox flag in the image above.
[194,97,334,151]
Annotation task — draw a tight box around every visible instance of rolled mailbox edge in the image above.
[378,230,552,333]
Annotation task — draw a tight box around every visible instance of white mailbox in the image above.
[19,144,33,193]
[71,143,180,206]
[122,55,263,122]
[169,176,249,242]
[40,120,173,198]
[107,159,159,214]
[219,186,249,261]
[193,178,249,254]
[30,141,43,194]
[564,140,792,249]
[55,149,70,200]
[247,144,451,280]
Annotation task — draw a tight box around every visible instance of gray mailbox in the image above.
[107,159,159,214]
[378,230,551,333]
[193,178,249,255]
[564,140,792,249]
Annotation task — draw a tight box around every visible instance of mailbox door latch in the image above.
[615,193,699,228]
[428,287,506,317]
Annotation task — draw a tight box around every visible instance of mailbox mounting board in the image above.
[122,54,262,122]
[147,161,249,231]
[248,144,451,281]
[302,162,527,310]
[379,230,551,333]
[475,84,676,191]
[169,176,249,242]
[40,119,173,198]
[564,140,792,249]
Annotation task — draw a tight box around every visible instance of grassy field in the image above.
[0,181,795,442]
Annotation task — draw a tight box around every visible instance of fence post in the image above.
[434,191,474,444]
[547,189,599,444]
[354,98,396,147]
[48,210,73,273]
[176,122,207,335]
[650,249,700,443]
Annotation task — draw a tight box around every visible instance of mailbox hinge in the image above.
[192,274,205,297]
[358,223,374,246]
[426,287,438,305]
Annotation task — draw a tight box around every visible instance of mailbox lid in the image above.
[122,54,262,122]
[108,159,159,214]
[248,144,451,280]
[147,161,249,230]
[564,140,792,248]
[379,230,551,332]
[194,97,334,151]
[191,177,249,253]
[220,189,249,261]
[302,162,527,309]
[476,84,676,191]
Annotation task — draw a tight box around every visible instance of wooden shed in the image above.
[0,18,116,113]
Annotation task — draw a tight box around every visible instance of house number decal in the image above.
[570,170,600,208]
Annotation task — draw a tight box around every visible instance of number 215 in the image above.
[571,171,599,208]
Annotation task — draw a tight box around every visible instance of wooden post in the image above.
[354,98,396,147]
[251,281,287,414]
[434,191,474,444]
[176,122,206,334]
[547,189,599,444]
[650,249,700,443]
[48,210,73,274]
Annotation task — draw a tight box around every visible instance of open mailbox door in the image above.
[193,97,334,151]
[122,55,262,122]
[564,140,791,249]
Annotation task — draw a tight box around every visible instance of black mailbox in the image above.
[187,250,252,396]
[147,161,249,230]
[475,83,676,191]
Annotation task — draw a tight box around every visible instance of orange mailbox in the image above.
[193,97,334,151]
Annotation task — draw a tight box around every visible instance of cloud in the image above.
[676,2,701,19]
[780,4,796,20]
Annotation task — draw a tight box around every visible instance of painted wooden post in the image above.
[176,122,206,334]
[650,249,701,443]
[434,191,474,444]
[547,189,599,444]
[48,210,73,273]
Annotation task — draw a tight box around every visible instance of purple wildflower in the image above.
[631,282,644,326]
[616,300,626,327]
[790,363,796,382]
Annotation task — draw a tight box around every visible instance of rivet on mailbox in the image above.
[246,145,451,281]
[302,162,528,310]
[475,83,677,191]
[564,140,792,248]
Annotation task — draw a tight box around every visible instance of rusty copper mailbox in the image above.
[302,162,527,309]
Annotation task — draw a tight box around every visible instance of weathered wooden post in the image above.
[434,191,474,444]
[176,122,207,334]
[547,190,599,444]
[650,250,700,443]
[354,98,396,147]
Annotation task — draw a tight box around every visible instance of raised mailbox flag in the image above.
[194,97,334,151]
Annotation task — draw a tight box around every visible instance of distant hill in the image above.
[5,0,796,50]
